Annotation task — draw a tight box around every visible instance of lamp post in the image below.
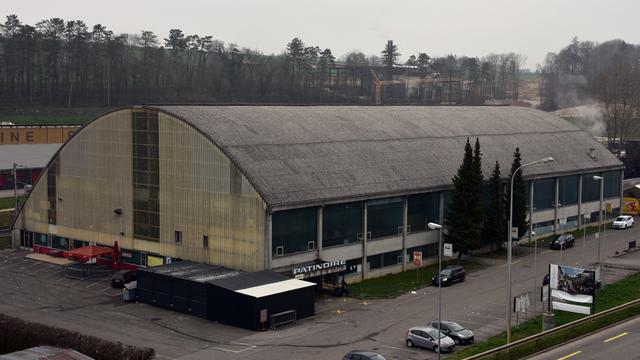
[428,221,443,359]
[506,156,554,344]
[593,175,604,285]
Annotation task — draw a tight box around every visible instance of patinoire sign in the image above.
[293,260,346,277]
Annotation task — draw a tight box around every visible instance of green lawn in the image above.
[447,271,640,359]
[0,196,23,210]
[476,247,527,259]
[349,260,484,298]
[0,111,98,125]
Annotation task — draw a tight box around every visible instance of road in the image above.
[181,225,640,360]
[1,224,639,360]
[527,315,640,360]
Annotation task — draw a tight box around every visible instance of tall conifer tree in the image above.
[507,147,528,240]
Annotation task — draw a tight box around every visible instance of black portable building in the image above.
[207,271,315,330]
[137,261,241,318]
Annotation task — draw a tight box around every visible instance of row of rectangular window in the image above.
[272,171,623,256]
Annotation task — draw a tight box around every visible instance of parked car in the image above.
[431,265,466,286]
[550,234,575,250]
[111,269,137,288]
[406,326,455,352]
[429,321,474,345]
[612,215,634,229]
[342,351,386,360]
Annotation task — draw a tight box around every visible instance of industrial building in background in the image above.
[0,125,81,192]
[11,106,624,286]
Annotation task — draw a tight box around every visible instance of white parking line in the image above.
[379,344,421,353]
[213,342,256,354]
[498,260,521,268]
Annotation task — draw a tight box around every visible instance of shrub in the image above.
[0,314,155,360]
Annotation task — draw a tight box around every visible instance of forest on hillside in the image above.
[0,14,523,107]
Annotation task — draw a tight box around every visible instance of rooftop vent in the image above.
[588,148,596,160]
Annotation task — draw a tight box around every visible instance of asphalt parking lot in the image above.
[0,249,253,359]
[1,223,639,360]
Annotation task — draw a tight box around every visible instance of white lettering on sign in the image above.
[293,260,346,275]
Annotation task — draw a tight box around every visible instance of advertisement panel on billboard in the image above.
[623,197,640,215]
[548,264,595,315]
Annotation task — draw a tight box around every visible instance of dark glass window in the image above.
[533,178,556,210]
[203,235,209,249]
[367,197,403,238]
[272,207,317,255]
[47,158,59,224]
[559,175,579,206]
[345,258,362,274]
[133,111,160,242]
[407,243,439,260]
[604,170,621,198]
[175,231,182,245]
[323,201,363,248]
[582,173,601,202]
[368,250,406,270]
[408,192,439,232]
[443,191,451,222]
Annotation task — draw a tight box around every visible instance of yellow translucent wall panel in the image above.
[18,109,266,272]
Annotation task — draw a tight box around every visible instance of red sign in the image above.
[413,251,422,267]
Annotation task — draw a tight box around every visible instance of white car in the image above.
[612,215,634,229]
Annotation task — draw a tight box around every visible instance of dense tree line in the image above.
[539,37,640,153]
[0,14,523,107]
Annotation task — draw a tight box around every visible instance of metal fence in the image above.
[270,310,297,330]
[464,299,640,359]
[64,263,113,280]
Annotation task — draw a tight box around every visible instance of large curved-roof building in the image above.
[13,106,624,281]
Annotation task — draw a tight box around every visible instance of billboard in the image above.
[549,264,595,315]
[623,197,640,215]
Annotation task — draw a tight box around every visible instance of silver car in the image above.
[406,326,455,352]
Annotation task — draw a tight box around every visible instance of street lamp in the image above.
[506,156,554,343]
[593,175,604,284]
[428,221,443,359]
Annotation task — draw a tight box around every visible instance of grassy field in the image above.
[0,196,24,210]
[448,271,640,359]
[0,108,105,125]
[349,260,484,298]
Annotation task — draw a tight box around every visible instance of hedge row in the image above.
[0,313,155,360]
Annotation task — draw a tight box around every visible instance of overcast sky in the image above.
[8,0,640,69]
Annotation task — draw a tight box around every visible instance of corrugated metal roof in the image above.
[207,270,290,291]
[0,346,93,360]
[147,106,623,209]
[0,144,61,170]
[141,260,241,283]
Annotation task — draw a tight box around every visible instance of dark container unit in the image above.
[137,261,241,318]
[207,271,316,330]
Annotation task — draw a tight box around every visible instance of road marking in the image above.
[603,332,628,343]
[213,342,256,353]
[541,250,552,254]
[379,344,421,353]
[499,260,521,268]
[557,350,581,360]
